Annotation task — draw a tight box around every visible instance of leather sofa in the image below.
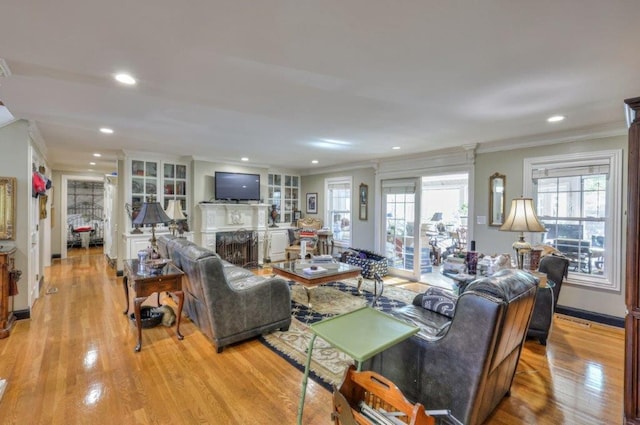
[157,235,291,353]
[527,255,570,345]
[363,269,538,425]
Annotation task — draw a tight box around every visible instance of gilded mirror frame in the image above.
[359,183,368,221]
[0,177,17,240]
[489,173,506,227]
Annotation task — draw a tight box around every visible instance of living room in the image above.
[0,2,639,424]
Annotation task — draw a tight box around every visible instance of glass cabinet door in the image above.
[268,173,299,224]
[131,159,159,215]
[163,162,188,212]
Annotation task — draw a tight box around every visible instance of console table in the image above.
[122,259,185,352]
[0,247,16,339]
[297,307,419,424]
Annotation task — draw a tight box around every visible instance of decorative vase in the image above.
[269,205,279,228]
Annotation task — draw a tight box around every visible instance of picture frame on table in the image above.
[306,193,318,214]
[293,210,302,222]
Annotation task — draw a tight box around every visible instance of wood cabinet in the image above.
[624,96,640,424]
[0,247,17,339]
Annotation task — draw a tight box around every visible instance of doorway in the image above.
[60,175,104,259]
[382,173,469,283]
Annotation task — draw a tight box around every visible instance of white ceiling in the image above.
[0,1,638,174]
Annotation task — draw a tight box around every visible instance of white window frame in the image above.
[523,150,622,291]
[325,176,352,248]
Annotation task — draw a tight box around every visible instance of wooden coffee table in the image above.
[272,261,362,307]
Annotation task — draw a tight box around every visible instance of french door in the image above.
[382,178,418,278]
[382,173,469,281]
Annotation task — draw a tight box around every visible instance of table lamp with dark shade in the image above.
[164,200,186,237]
[133,200,171,250]
[499,197,546,269]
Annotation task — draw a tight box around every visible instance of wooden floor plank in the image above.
[0,248,624,424]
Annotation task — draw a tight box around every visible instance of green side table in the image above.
[297,306,419,424]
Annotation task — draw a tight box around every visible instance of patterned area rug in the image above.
[259,278,417,390]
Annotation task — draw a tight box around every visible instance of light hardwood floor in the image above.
[0,249,624,424]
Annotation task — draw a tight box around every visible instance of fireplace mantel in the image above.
[198,203,270,251]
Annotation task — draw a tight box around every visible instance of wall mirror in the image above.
[359,183,368,221]
[0,177,16,240]
[489,173,505,227]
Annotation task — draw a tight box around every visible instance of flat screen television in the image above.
[214,171,261,201]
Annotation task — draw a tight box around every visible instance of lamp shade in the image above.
[164,200,186,221]
[133,201,171,226]
[499,197,545,233]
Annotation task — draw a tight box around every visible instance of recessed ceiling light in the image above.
[89,162,96,166]
[241,157,249,162]
[114,73,136,85]
[311,160,319,164]
[547,115,565,123]
[93,153,101,157]
[392,146,401,150]
[99,127,113,134]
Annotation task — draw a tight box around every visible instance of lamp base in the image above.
[512,233,531,270]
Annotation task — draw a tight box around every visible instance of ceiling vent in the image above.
[0,59,11,78]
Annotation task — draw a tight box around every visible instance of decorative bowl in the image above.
[146,258,171,273]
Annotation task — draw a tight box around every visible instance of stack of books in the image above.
[311,255,339,269]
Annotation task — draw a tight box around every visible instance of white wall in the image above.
[0,120,34,312]
[474,135,627,318]
[301,167,376,250]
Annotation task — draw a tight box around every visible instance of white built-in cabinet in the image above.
[130,159,189,215]
[123,230,194,260]
[122,156,191,259]
[267,173,300,224]
[268,228,289,262]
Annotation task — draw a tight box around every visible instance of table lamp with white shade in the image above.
[499,197,546,269]
[164,200,186,237]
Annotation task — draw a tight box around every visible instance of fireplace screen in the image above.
[216,230,258,268]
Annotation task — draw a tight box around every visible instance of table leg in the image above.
[133,297,145,352]
[356,276,364,294]
[122,276,129,315]
[174,290,184,340]
[297,334,317,425]
[303,287,312,308]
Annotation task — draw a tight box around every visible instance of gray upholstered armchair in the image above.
[363,269,538,425]
[527,254,570,345]
[157,235,291,352]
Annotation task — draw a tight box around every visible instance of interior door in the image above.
[30,196,40,306]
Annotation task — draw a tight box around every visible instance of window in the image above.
[325,177,352,246]
[524,150,622,290]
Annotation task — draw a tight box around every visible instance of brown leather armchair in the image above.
[364,269,538,425]
[527,255,570,345]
